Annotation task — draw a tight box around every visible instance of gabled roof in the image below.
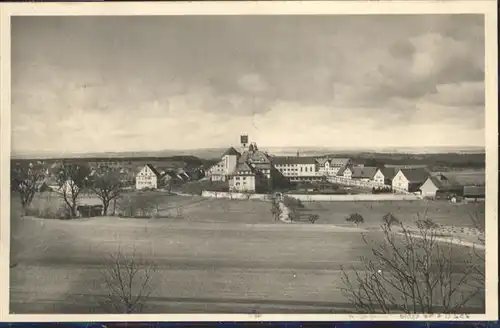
[463,185,485,197]
[381,167,397,180]
[238,150,271,164]
[236,162,253,172]
[397,167,430,183]
[145,164,161,178]
[352,166,379,179]
[233,162,256,176]
[222,147,241,157]
[329,158,351,166]
[426,174,462,191]
[272,156,317,165]
[316,157,329,165]
[337,166,352,176]
[385,164,428,169]
[162,170,180,179]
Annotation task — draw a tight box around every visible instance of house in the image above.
[351,166,385,184]
[463,186,485,200]
[135,164,161,190]
[272,155,319,183]
[392,167,431,193]
[317,157,351,176]
[419,173,463,199]
[228,162,261,192]
[207,147,241,182]
[337,166,353,179]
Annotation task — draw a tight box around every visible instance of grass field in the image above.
[9,193,486,314]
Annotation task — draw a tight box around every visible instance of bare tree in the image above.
[55,162,91,217]
[89,168,123,215]
[340,214,484,314]
[101,247,156,313]
[11,163,46,209]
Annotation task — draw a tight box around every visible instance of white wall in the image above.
[200,191,420,201]
[229,175,256,192]
[372,170,385,184]
[419,178,438,198]
[286,193,421,202]
[136,165,158,190]
[392,170,409,192]
[201,190,268,200]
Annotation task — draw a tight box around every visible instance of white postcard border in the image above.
[0,0,497,322]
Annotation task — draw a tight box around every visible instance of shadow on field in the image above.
[11,293,486,314]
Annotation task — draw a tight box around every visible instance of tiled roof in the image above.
[316,157,329,165]
[145,164,161,177]
[385,164,428,169]
[329,158,351,166]
[337,166,351,176]
[352,166,379,179]
[238,150,271,164]
[381,167,397,180]
[233,162,255,176]
[272,156,317,165]
[427,174,462,191]
[463,186,485,197]
[398,167,430,183]
[222,147,241,157]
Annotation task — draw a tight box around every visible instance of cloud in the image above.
[237,73,269,94]
[10,14,486,153]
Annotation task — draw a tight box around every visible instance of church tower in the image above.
[240,134,249,153]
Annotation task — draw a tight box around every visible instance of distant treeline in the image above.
[339,152,485,170]
[11,155,214,169]
[11,152,485,171]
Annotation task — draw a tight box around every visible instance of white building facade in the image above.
[136,164,160,190]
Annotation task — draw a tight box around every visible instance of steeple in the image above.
[297,150,300,157]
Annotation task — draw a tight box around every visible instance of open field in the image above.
[10,215,484,314]
[9,192,485,314]
[21,191,485,228]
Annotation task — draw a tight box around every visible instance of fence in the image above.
[285,193,421,202]
[327,176,411,194]
[200,190,420,202]
[327,176,385,188]
[201,190,270,201]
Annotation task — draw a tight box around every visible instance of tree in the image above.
[340,215,484,314]
[101,247,156,313]
[89,168,123,216]
[345,213,364,226]
[54,162,91,217]
[11,163,46,209]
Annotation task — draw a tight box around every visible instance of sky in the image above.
[11,15,485,155]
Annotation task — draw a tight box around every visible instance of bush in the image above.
[345,213,364,225]
[118,194,163,218]
[416,217,440,230]
[24,194,71,219]
[283,196,304,209]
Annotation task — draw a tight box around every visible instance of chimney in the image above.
[297,150,300,158]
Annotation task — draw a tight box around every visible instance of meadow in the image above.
[9,192,486,314]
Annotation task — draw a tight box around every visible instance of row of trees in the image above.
[11,162,124,218]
